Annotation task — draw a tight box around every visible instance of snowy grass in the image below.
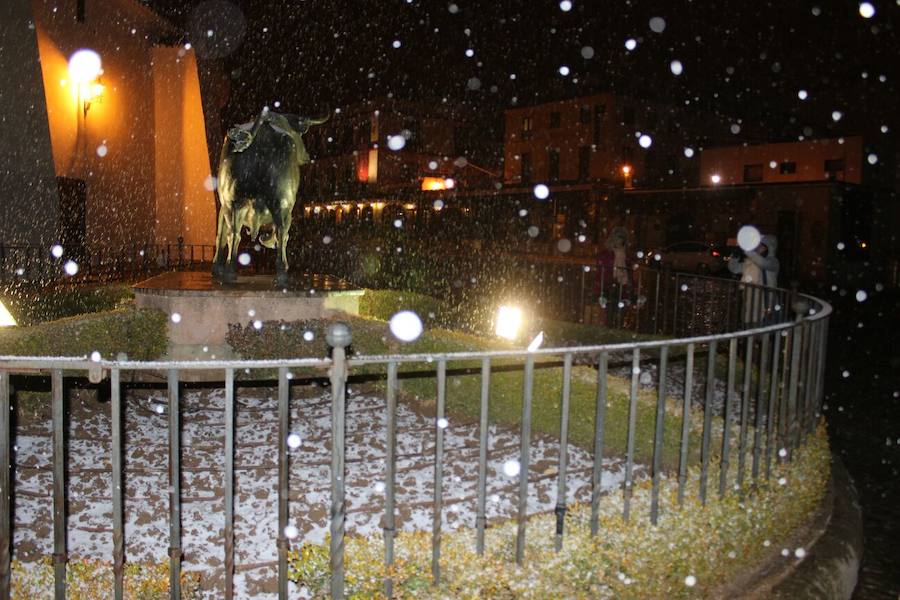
[289,424,831,599]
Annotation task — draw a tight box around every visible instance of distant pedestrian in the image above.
[728,234,779,324]
[593,227,632,326]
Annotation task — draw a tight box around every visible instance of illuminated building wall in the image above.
[19,0,216,250]
[699,137,868,187]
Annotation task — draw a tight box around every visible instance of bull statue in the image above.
[212,107,328,286]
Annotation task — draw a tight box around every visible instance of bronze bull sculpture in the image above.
[212,107,328,286]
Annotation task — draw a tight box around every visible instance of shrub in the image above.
[12,557,201,599]
[359,289,453,329]
[0,308,168,360]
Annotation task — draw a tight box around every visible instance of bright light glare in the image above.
[0,301,17,327]
[737,225,762,252]
[710,173,722,184]
[389,310,423,342]
[68,49,102,84]
[495,305,523,340]
[527,331,544,352]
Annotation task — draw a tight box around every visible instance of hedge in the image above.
[0,308,168,360]
[1,283,134,326]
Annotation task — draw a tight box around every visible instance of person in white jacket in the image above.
[728,234,779,324]
[744,235,779,289]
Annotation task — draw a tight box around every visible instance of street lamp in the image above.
[621,164,633,189]
[68,49,104,117]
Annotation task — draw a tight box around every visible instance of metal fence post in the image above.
[326,323,352,599]
[475,358,491,554]
[51,370,67,600]
[677,343,694,505]
[650,346,668,524]
[0,372,9,600]
[516,354,535,563]
[554,353,573,550]
[224,369,236,600]
[719,339,737,498]
[111,369,125,600]
[623,349,640,520]
[590,352,608,535]
[277,367,290,599]
[383,362,398,597]
[167,369,181,600]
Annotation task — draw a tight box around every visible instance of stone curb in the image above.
[771,454,863,599]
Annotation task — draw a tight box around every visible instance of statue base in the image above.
[133,270,364,347]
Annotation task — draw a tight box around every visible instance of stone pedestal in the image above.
[133,271,363,346]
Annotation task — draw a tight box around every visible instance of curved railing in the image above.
[0,271,831,599]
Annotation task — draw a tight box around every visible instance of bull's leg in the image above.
[273,204,292,287]
[212,209,229,280]
[223,208,246,284]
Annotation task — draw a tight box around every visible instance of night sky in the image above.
[146,0,898,154]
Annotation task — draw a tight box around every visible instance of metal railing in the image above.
[0,272,831,599]
[0,242,216,284]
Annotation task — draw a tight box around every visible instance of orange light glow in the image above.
[621,164,632,175]
[421,176,448,191]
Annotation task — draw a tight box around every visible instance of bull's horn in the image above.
[305,113,331,125]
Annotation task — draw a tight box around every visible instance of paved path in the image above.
[11,382,634,598]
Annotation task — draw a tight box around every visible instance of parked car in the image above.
[646,241,726,274]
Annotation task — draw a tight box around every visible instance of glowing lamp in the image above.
[495,305,523,341]
[68,49,104,117]
[68,49,102,84]
[444,178,455,189]
[0,301,17,327]
[87,82,105,101]
[710,174,722,184]
[421,177,448,191]
[621,165,632,175]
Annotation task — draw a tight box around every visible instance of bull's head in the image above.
[227,109,330,154]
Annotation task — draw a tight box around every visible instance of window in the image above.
[580,105,591,124]
[779,161,796,174]
[522,116,533,140]
[824,158,845,180]
[743,164,763,182]
[549,111,561,128]
[403,118,420,151]
[578,146,591,181]
[548,148,560,181]
[593,104,606,145]
[521,152,532,182]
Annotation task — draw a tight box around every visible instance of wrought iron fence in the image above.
[0,242,216,284]
[0,271,830,599]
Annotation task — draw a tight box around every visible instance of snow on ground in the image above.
[11,383,637,598]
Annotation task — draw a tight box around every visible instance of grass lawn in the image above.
[229,314,704,470]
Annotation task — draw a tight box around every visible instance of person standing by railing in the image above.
[592,227,633,327]
[728,234,780,324]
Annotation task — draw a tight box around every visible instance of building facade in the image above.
[698,136,887,187]
[502,92,714,191]
[298,98,494,204]
[0,0,216,256]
